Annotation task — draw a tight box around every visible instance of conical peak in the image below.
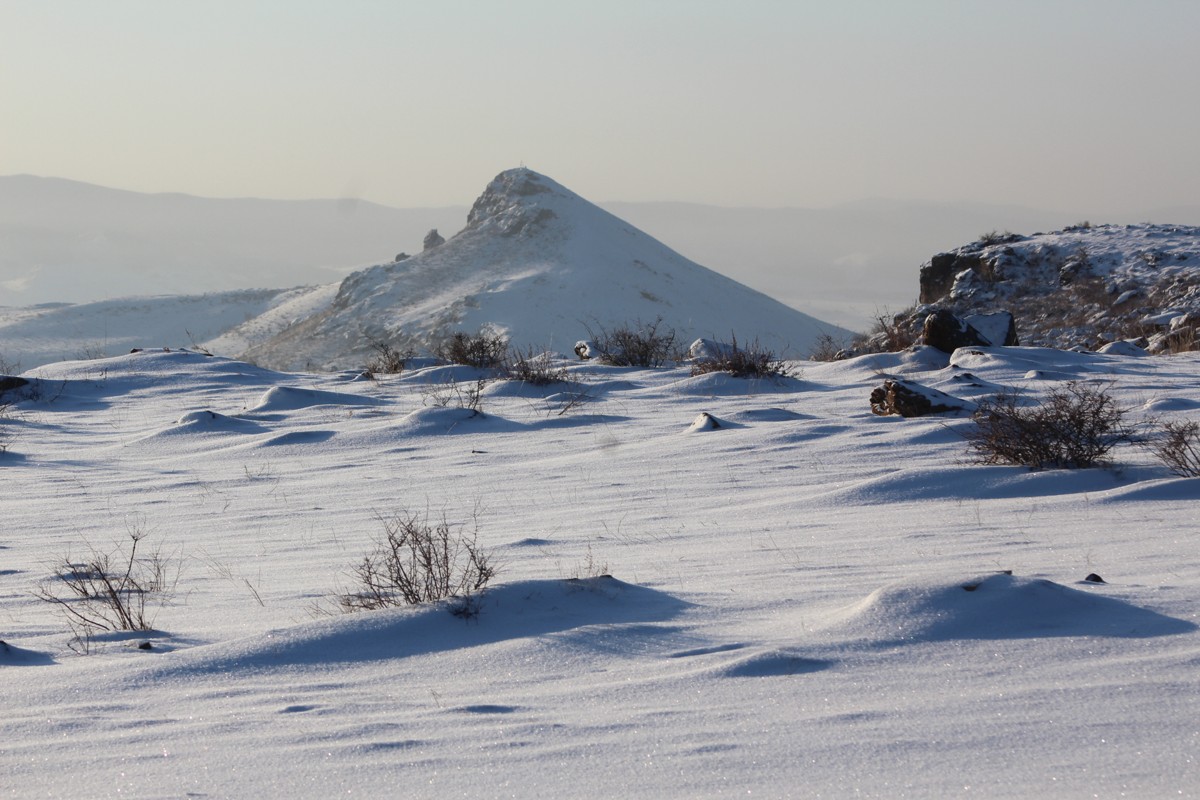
[466,168,573,234]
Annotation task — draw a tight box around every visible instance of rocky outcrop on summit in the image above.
[238,168,850,371]
[422,230,445,250]
[914,224,1200,353]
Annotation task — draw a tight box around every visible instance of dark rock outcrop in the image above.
[921,252,983,304]
[422,229,445,250]
[870,378,971,418]
[922,310,992,353]
[0,376,29,396]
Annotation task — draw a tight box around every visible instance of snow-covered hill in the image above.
[916,223,1200,352]
[0,289,310,370]
[238,168,850,371]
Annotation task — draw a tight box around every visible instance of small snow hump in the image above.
[688,412,724,432]
[820,572,1195,644]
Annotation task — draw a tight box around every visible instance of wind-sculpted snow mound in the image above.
[810,465,1143,506]
[658,372,806,397]
[245,386,385,414]
[173,410,268,434]
[819,572,1196,644]
[123,577,688,680]
[386,406,516,437]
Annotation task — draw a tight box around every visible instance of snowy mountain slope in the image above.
[916,223,1200,351]
[0,288,307,369]
[2,345,1199,797]
[240,168,851,371]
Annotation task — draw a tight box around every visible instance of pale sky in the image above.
[3,0,1198,214]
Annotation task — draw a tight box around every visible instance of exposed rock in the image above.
[394,252,410,262]
[921,252,984,304]
[921,310,992,353]
[0,376,29,396]
[422,229,445,251]
[915,224,1200,352]
[869,378,972,417]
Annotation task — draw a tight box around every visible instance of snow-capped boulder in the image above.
[869,378,972,417]
[1096,340,1149,357]
[921,310,991,354]
[963,312,1019,347]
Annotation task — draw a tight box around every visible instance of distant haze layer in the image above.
[6,174,1186,331]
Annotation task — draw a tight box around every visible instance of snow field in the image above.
[1,345,1199,797]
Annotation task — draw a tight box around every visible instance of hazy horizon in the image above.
[0,171,1113,332]
[4,1,1198,216]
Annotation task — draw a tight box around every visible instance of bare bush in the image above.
[808,332,847,362]
[978,229,1019,246]
[34,528,175,633]
[571,544,609,580]
[505,346,570,386]
[1151,420,1200,477]
[585,317,677,367]
[690,335,793,378]
[76,342,109,361]
[423,377,486,413]
[965,382,1134,469]
[550,384,593,416]
[851,308,920,354]
[0,407,12,453]
[339,511,496,616]
[365,337,414,375]
[437,330,508,369]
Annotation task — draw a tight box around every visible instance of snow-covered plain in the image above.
[2,343,1198,797]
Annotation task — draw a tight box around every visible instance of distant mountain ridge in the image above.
[0,174,466,303]
[3,172,1147,330]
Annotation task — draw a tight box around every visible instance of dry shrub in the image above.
[437,330,508,369]
[585,317,677,367]
[339,511,496,617]
[422,377,486,413]
[690,335,792,378]
[505,346,570,385]
[808,332,847,362]
[365,337,413,375]
[852,308,920,354]
[35,528,175,634]
[965,382,1134,469]
[1152,420,1200,477]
